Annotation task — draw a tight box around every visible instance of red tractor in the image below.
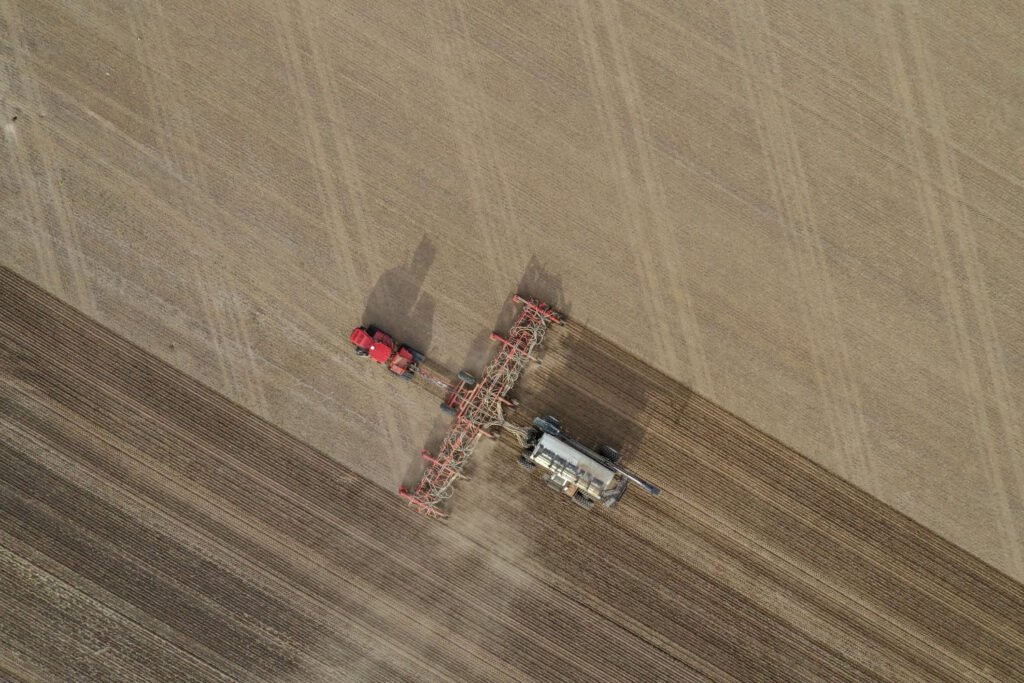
[349,326,424,379]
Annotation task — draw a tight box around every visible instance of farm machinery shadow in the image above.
[362,235,436,353]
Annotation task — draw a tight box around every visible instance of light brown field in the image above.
[2,0,1024,680]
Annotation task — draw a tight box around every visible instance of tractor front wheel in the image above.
[354,347,368,357]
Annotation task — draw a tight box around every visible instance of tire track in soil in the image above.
[2,267,1023,682]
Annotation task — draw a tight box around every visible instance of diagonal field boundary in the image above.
[2,266,1022,682]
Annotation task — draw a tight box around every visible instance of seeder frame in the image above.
[398,295,562,518]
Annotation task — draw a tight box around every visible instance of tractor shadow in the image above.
[362,235,436,353]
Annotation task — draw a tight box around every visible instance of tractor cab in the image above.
[349,326,395,363]
[349,325,424,379]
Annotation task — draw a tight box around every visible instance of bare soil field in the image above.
[4,268,1023,682]
[2,0,1022,581]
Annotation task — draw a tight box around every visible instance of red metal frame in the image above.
[398,295,562,518]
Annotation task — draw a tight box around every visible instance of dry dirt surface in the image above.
[4,268,1023,682]
[2,0,1023,582]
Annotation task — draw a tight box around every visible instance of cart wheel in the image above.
[457,370,476,387]
[597,445,622,463]
[533,416,561,436]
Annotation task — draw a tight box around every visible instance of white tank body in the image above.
[526,433,625,507]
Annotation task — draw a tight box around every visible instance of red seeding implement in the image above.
[350,293,659,518]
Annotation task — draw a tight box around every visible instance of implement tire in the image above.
[598,445,622,463]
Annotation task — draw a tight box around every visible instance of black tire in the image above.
[533,416,561,436]
[573,491,595,510]
[440,402,457,415]
[354,347,368,357]
[457,370,476,386]
[517,455,535,471]
[597,445,622,463]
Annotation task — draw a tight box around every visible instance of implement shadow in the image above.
[458,255,572,379]
[512,321,656,462]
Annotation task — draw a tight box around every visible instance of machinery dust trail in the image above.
[4,268,1024,681]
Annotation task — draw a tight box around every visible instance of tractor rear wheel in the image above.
[457,370,476,387]
[517,455,535,471]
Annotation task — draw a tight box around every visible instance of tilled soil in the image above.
[3,267,1022,682]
